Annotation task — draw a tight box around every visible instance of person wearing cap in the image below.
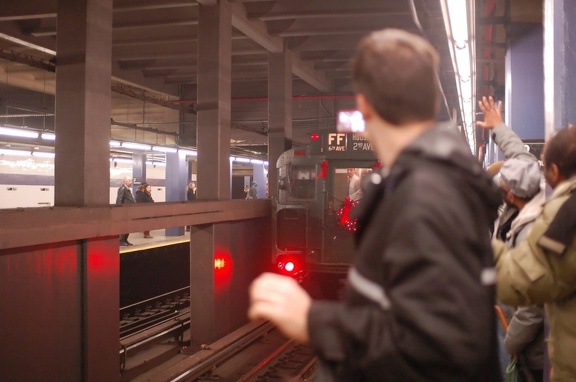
[478,96,545,382]
[478,96,576,381]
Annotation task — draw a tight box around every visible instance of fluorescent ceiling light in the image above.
[109,140,121,147]
[234,157,251,163]
[32,151,55,158]
[152,146,178,153]
[250,159,264,164]
[441,0,476,154]
[178,149,198,156]
[446,0,469,43]
[121,142,152,151]
[41,133,56,140]
[0,33,56,56]
[0,148,31,156]
[0,126,39,139]
[455,47,471,78]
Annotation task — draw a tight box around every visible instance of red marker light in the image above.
[214,258,226,270]
[284,261,295,272]
[310,133,320,141]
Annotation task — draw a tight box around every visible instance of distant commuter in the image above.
[246,181,258,199]
[477,96,545,381]
[249,29,503,381]
[346,168,361,197]
[491,125,576,381]
[116,176,136,246]
[135,182,154,239]
[187,182,197,201]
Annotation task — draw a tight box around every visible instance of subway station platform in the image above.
[119,229,190,253]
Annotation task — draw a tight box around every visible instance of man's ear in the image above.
[356,94,372,121]
[550,163,565,185]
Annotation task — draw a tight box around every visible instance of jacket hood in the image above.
[397,123,503,219]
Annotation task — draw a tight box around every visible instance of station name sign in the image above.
[323,133,374,159]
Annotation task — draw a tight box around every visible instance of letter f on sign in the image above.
[328,133,345,145]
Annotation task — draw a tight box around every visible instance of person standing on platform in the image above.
[490,124,576,381]
[135,182,154,238]
[185,182,197,232]
[116,175,135,246]
[247,181,258,199]
[477,96,546,382]
[249,29,503,381]
[187,182,197,201]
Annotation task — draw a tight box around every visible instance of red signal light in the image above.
[275,253,304,278]
[310,133,320,141]
[284,261,295,272]
[214,258,226,270]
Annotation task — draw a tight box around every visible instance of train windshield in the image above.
[333,167,372,205]
[289,165,316,200]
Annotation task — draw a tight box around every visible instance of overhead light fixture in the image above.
[109,140,121,147]
[152,146,178,153]
[32,151,55,158]
[0,148,31,156]
[178,149,198,157]
[250,159,264,165]
[0,33,56,56]
[234,157,251,163]
[440,0,476,154]
[121,142,152,151]
[0,126,39,139]
[41,133,56,141]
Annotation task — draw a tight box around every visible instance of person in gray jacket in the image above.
[478,96,545,382]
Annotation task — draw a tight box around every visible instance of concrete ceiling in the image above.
[0,0,542,158]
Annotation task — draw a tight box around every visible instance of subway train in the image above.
[272,130,378,299]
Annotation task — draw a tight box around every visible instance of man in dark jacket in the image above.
[249,29,502,381]
[116,175,135,246]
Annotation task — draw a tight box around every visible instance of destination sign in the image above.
[322,133,375,159]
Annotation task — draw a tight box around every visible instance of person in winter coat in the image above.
[477,96,545,381]
[249,29,503,382]
[135,182,154,238]
[491,123,576,381]
[116,175,136,246]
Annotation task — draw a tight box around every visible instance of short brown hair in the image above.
[544,126,576,179]
[352,29,440,125]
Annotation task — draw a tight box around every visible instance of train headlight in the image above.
[275,253,304,278]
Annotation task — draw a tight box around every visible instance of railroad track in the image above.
[120,288,191,381]
[119,290,316,381]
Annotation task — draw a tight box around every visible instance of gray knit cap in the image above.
[498,158,541,198]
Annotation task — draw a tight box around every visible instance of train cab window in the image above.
[333,167,372,203]
[289,165,316,200]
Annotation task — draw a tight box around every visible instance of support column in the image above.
[491,23,544,161]
[268,51,292,199]
[252,163,267,198]
[165,151,187,236]
[505,24,544,139]
[197,1,232,201]
[132,154,146,187]
[54,0,112,207]
[190,0,232,344]
[52,1,118,381]
[544,0,576,137]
